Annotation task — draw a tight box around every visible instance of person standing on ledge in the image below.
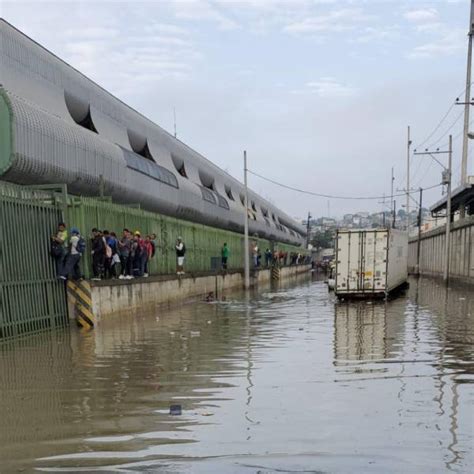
[91,228,106,281]
[221,242,230,270]
[265,248,272,267]
[175,236,186,275]
[51,222,68,276]
[60,227,84,281]
[252,241,259,268]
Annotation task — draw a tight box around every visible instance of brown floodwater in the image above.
[0,275,473,473]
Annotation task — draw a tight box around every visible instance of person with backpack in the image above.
[175,236,186,275]
[91,228,106,281]
[59,228,85,281]
[104,230,118,279]
[51,222,68,276]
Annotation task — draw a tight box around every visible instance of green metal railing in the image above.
[0,180,307,340]
[0,183,68,340]
[66,196,305,278]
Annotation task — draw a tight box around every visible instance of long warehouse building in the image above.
[0,20,305,246]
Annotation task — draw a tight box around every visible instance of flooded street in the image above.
[0,276,473,473]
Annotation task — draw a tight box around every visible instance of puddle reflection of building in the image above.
[410,277,473,470]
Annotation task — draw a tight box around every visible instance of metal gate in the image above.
[0,182,68,340]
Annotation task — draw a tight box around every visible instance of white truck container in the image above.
[335,228,408,298]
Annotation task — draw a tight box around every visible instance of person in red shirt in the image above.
[143,235,154,277]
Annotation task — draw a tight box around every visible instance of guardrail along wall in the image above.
[408,217,474,282]
[67,196,305,278]
[0,183,68,340]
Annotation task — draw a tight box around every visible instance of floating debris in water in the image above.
[169,404,182,416]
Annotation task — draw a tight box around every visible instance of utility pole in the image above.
[413,135,453,284]
[243,150,250,290]
[406,126,411,228]
[445,135,453,282]
[306,211,311,249]
[461,0,474,185]
[392,199,396,228]
[390,167,395,228]
[416,187,423,276]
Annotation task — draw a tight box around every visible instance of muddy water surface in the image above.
[0,276,473,472]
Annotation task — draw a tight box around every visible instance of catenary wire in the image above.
[247,169,442,201]
[413,84,469,151]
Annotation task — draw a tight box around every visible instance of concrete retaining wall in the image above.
[88,265,311,321]
[408,217,474,284]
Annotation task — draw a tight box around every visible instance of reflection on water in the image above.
[0,276,472,473]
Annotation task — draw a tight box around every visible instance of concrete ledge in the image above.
[88,265,311,321]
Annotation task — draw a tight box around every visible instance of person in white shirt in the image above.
[60,228,83,281]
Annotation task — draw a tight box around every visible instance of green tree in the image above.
[310,229,334,249]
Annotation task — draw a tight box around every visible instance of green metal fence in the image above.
[67,196,305,278]
[0,183,68,340]
[0,180,306,340]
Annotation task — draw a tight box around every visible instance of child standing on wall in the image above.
[175,237,186,275]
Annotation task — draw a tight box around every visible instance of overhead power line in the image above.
[425,109,464,149]
[247,169,442,201]
[415,103,457,150]
[414,85,469,150]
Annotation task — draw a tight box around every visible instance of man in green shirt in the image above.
[221,242,230,270]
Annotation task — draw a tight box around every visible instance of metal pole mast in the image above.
[444,135,452,283]
[390,167,395,228]
[243,150,250,290]
[416,187,423,276]
[306,211,311,249]
[406,126,411,228]
[461,0,474,185]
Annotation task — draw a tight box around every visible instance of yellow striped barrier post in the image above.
[66,280,95,329]
[271,265,281,281]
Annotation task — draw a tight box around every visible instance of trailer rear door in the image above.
[336,230,388,294]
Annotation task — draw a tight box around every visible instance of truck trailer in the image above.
[335,228,408,298]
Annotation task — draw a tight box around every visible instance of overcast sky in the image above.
[2,0,472,220]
